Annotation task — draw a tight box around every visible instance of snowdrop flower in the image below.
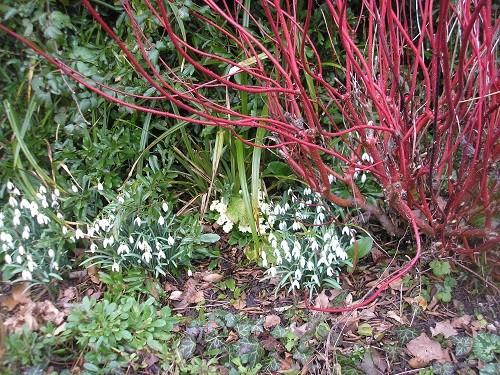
[62,226,68,235]
[112,262,120,272]
[22,270,32,280]
[75,228,85,239]
[311,274,320,285]
[117,244,129,255]
[90,243,98,253]
[8,196,18,207]
[129,236,134,244]
[304,187,312,195]
[71,185,78,193]
[54,188,60,197]
[328,174,335,184]
[269,266,277,277]
[278,221,287,230]
[281,240,290,253]
[142,251,152,263]
[157,250,166,260]
[117,195,124,204]
[48,248,55,258]
[134,217,142,226]
[307,260,314,271]
[291,280,301,290]
[158,216,165,226]
[342,226,350,236]
[362,152,374,164]
[18,245,25,255]
[56,212,64,220]
[300,256,306,269]
[292,221,301,231]
[167,236,175,246]
[238,224,251,233]
[310,239,319,252]
[187,269,193,277]
[327,267,334,277]
[20,199,30,209]
[4,254,12,264]
[52,262,59,271]
[97,182,104,191]
[294,269,302,280]
[7,181,14,191]
[162,202,169,212]
[261,251,268,268]
[361,173,367,183]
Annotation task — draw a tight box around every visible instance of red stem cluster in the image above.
[1,0,498,310]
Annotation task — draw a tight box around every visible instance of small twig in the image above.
[453,260,500,296]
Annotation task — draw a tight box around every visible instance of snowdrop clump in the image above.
[261,187,359,296]
[0,182,76,282]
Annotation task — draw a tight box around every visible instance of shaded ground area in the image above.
[1,242,498,374]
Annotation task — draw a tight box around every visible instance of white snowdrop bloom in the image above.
[310,239,319,252]
[353,171,359,180]
[284,203,290,211]
[13,188,21,196]
[269,266,277,277]
[6,181,14,191]
[167,236,175,246]
[27,258,36,272]
[307,261,314,271]
[36,192,44,201]
[155,242,161,251]
[291,280,301,290]
[56,212,64,220]
[71,185,78,193]
[107,236,114,246]
[51,200,59,208]
[134,217,142,226]
[103,238,109,248]
[342,226,350,236]
[336,247,348,260]
[90,243,98,253]
[294,269,302,280]
[20,198,30,209]
[98,218,110,231]
[39,185,47,195]
[278,221,287,230]
[281,240,290,253]
[87,227,94,238]
[304,187,312,195]
[75,228,85,239]
[209,200,219,211]
[187,269,193,277]
[22,270,32,280]
[52,262,59,271]
[271,238,278,249]
[1,231,13,244]
[276,255,283,265]
[62,226,68,235]
[316,205,324,213]
[48,248,55,258]
[222,220,233,233]
[327,267,334,277]
[117,244,129,255]
[273,204,282,216]
[292,241,301,259]
[97,182,104,191]
[30,201,39,217]
[54,188,60,197]
[142,251,152,263]
[323,231,332,242]
[361,173,367,183]
[261,251,268,267]
[328,174,335,184]
[315,212,325,224]
[292,221,301,231]
[157,250,166,260]
[259,202,270,214]
[22,227,30,240]
[268,233,277,242]
[129,236,134,244]
[4,254,12,264]
[18,245,25,255]
[267,215,276,227]
[362,152,374,164]
[13,208,21,218]
[9,196,18,207]
[158,216,165,226]
[117,195,124,204]
[16,255,22,264]
[36,213,49,225]
[162,202,169,212]
[300,256,306,269]
[111,262,120,272]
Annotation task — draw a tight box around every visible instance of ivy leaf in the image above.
[178,336,197,359]
[235,322,252,337]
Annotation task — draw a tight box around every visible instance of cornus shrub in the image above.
[1,1,498,306]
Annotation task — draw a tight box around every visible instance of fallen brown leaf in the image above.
[431,320,459,338]
[451,315,471,328]
[202,273,224,283]
[1,283,31,311]
[264,314,281,329]
[408,357,430,369]
[406,333,445,362]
